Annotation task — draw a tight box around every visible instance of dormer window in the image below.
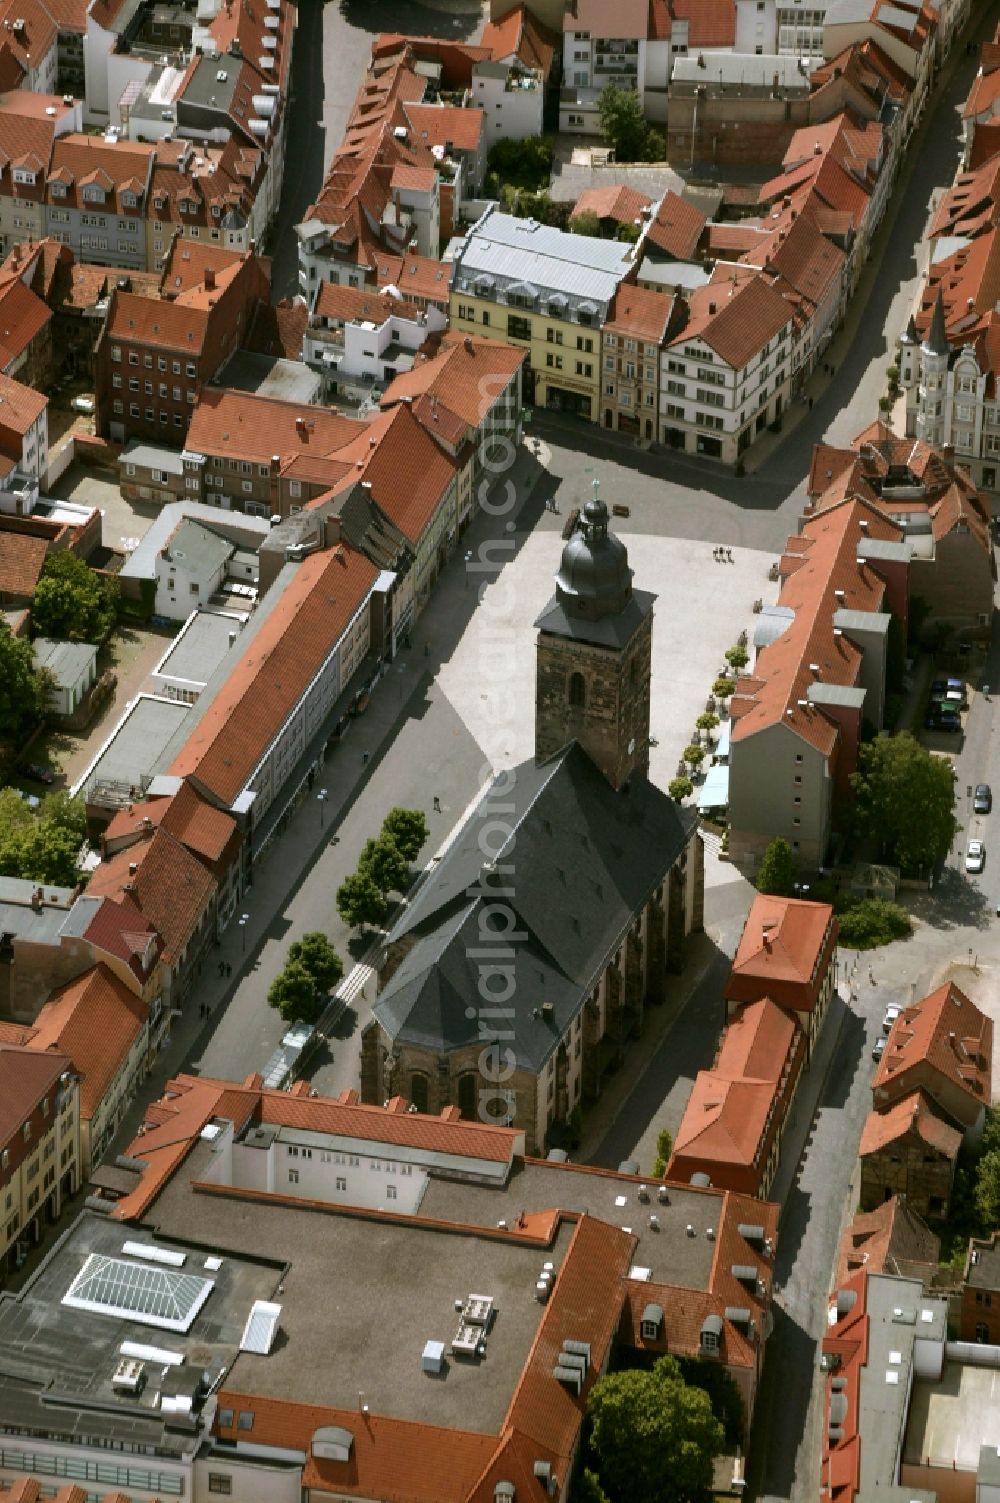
[83,185,105,204]
[49,180,66,198]
[212,204,222,218]
[700,1315,722,1356]
[13,168,35,186]
[181,198,197,214]
[640,1303,663,1341]
[122,192,138,208]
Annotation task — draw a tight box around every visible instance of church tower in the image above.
[534,490,655,790]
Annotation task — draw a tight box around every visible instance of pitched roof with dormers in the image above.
[667,273,795,372]
[728,498,901,754]
[0,1042,71,1160]
[873,981,992,1121]
[726,895,836,1011]
[185,386,365,469]
[836,1195,940,1286]
[379,332,524,433]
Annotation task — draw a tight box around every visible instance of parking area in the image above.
[49,461,160,555]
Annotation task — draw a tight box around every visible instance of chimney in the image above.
[324,513,343,546]
[128,863,138,876]
[463,335,473,352]
[708,301,716,315]
[31,886,43,911]
[140,816,152,831]
[204,266,216,290]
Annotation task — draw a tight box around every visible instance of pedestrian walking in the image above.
[726,548,733,563]
[217,961,224,978]
[362,750,370,765]
[808,396,813,410]
[433,796,441,812]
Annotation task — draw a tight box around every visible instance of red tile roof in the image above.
[0,1043,70,1156]
[85,827,216,966]
[0,529,48,597]
[728,497,902,754]
[27,964,148,1121]
[185,387,365,468]
[836,1195,940,1286]
[403,102,483,154]
[332,402,461,543]
[859,1090,962,1159]
[644,189,707,261]
[726,895,836,1011]
[81,894,161,982]
[480,4,558,75]
[668,273,794,371]
[0,369,45,440]
[0,275,52,370]
[571,183,652,225]
[671,1075,778,1168]
[169,544,378,805]
[260,1088,520,1163]
[374,250,452,306]
[873,981,992,1117]
[380,333,524,432]
[313,281,423,326]
[603,283,673,343]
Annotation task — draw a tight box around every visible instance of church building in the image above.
[361,497,703,1154]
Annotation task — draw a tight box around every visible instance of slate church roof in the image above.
[374,743,695,1070]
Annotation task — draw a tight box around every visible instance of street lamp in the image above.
[464,550,472,589]
[238,912,250,953]
[317,788,328,827]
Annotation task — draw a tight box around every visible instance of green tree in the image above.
[850,732,957,874]
[287,931,343,995]
[683,743,705,769]
[616,222,641,242]
[336,870,389,931]
[0,802,82,886]
[652,1127,673,1177]
[587,1354,724,1503]
[0,622,49,746]
[359,835,411,896]
[486,134,553,191]
[568,210,603,238]
[836,898,911,950]
[41,790,87,841]
[31,551,118,646]
[267,959,320,1024]
[380,807,428,864]
[573,1471,612,1503]
[756,837,796,897]
[668,776,693,802]
[712,676,735,698]
[696,712,719,733]
[725,645,749,670]
[975,1149,1000,1226]
[598,82,646,160]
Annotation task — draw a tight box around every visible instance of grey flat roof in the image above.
[143,1136,570,1433]
[218,352,322,406]
[74,694,192,800]
[122,442,186,476]
[857,538,912,563]
[121,504,271,584]
[966,1239,1000,1289]
[833,608,891,634]
[453,208,634,305]
[164,519,234,582]
[0,1210,283,1458]
[34,637,98,687]
[857,1274,948,1498]
[182,52,239,112]
[980,1445,1000,1487]
[807,683,867,708]
[904,1360,1000,1475]
[672,53,814,90]
[153,608,247,688]
[638,258,712,289]
[0,877,76,944]
[420,1161,721,1291]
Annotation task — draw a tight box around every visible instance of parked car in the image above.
[975,783,993,814]
[934,710,962,733]
[70,395,94,414]
[966,839,986,874]
[872,1036,887,1063]
[18,761,54,785]
[882,1005,901,1035]
[14,789,40,810]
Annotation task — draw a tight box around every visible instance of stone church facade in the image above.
[361,496,704,1155]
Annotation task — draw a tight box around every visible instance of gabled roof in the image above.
[480,4,559,74]
[643,189,706,262]
[0,1043,71,1154]
[79,892,161,981]
[85,826,216,966]
[671,1075,777,1166]
[375,744,695,1071]
[185,386,365,468]
[726,894,836,1007]
[380,333,524,432]
[873,981,992,1115]
[571,183,652,226]
[859,1090,961,1159]
[668,273,794,370]
[836,1194,940,1285]
[603,282,673,343]
[27,964,148,1121]
[0,528,47,596]
[104,780,238,868]
[169,544,378,806]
